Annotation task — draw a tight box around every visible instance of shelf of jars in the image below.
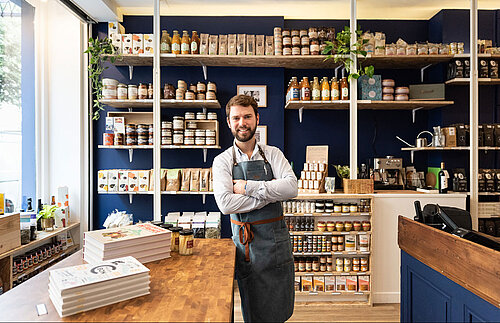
[445,78,500,85]
[285,212,371,217]
[100,99,221,109]
[289,231,372,235]
[104,54,454,70]
[98,145,221,149]
[284,100,455,111]
[295,271,371,277]
[401,146,500,151]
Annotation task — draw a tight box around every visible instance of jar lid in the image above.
[160,223,173,230]
[118,83,127,87]
[128,84,137,87]
[180,229,194,235]
[173,116,184,120]
[169,226,183,232]
[150,221,163,226]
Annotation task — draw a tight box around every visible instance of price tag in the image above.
[360,213,370,216]
[322,213,331,216]
[309,292,319,295]
[331,292,341,295]
[354,292,364,295]
[340,213,350,216]
[36,304,48,316]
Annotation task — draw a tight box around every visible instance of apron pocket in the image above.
[232,235,252,279]
[274,225,293,267]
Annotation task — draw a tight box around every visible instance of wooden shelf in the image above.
[294,251,371,256]
[289,231,372,235]
[105,53,454,69]
[98,191,213,195]
[295,193,373,199]
[285,100,455,110]
[284,212,371,217]
[402,146,500,151]
[295,271,371,277]
[98,145,221,149]
[445,78,500,85]
[0,222,80,259]
[12,244,79,281]
[100,99,221,109]
[295,291,371,296]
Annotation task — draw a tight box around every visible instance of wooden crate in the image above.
[0,213,21,254]
[343,179,374,194]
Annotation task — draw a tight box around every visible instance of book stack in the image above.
[48,256,150,317]
[83,222,171,264]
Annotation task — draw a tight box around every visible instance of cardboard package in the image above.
[335,276,346,291]
[55,207,69,228]
[132,34,144,54]
[113,117,125,134]
[443,127,457,147]
[138,170,150,192]
[118,170,129,192]
[346,276,358,292]
[121,34,133,54]
[107,22,125,39]
[313,276,325,292]
[301,276,313,292]
[294,276,301,292]
[358,75,382,101]
[110,33,122,54]
[128,171,139,192]
[144,34,154,54]
[108,170,119,192]
[358,275,370,291]
[0,213,20,253]
[57,186,69,211]
[98,170,108,192]
[325,276,336,291]
[409,83,445,100]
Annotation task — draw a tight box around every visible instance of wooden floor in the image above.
[233,285,400,322]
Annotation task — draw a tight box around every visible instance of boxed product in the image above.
[165,169,181,191]
[200,33,209,55]
[478,170,486,192]
[192,212,207,238]
[218,35,228,55]
[209,35,218,55]
[237,34,246,55]
[144,34,154,54]
[335,276,346,291]
[294,276,301,292]
[484,169,495,192]
[98,170,108,192]
[301,276,313,292]
[455,124,470,146]
[484,124,495,147]
[110,33,122,54]
[256,35,265,55]
[118,170,129,192]
[105,117,114,133]
[409,83,445,101]
[0,212,20,252]
[128,171,139,192]
[138,170,150,192]
[164,212,180,226]
[57,186,69,209]
[108,170,119,192]
[132,34,144,54]
[149,169,167,191]
[452,168,468,192]
[313,276,325,292]
[478,125,484,146]
[179,212,193,229]
[113,117,125,134]
[121,34,133,54]
[205,212,221,239]
[190,169,201,192]
[358,275,370,291]
[325,276,335,292]
[246,34,256,55]
[358,75,381,101]
[265,36,274,55]
[228,34,237,55]
[346,276,357,292]
[495,124,500,147]
[54,207,68,228]
[443,126,457,147]
[107,21,125,38]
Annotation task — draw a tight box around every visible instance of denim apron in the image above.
[230,145,294,323]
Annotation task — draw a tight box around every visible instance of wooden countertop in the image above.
[0,239,236,322]
[296,190,468,199]
[398,217,500,308]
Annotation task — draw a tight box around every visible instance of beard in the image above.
[232,124,257,142]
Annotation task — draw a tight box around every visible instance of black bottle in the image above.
[439,162,448,194]
[36,199,43,231]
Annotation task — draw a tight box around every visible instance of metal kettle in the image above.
[416,131,433,147]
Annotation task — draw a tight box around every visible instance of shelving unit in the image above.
[285,100,454,110]
[445,78,500,85]
[401,146,500,163]
[295,271,371,276]
[98,191,213,204]
[100,99,221,109]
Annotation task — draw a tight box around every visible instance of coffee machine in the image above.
[373,156,405,190]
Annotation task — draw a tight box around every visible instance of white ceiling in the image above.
[72,0,500,22]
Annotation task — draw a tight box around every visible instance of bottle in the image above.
[171,30,181,54]
[181,30,190,54]
[30,213,37,241]
[160,30,171,53]
[340,77,349,100]
[290,77,300,101]
[27,198,33,212]
[301,77,311,101]
[331,77,340,100]
[148,83,153,99]
[191,31,200,54]
[311,77,321,101]
[321,77,330,100]
[439,162,448,193]
[37,199,43,231]
[51,196,56,205]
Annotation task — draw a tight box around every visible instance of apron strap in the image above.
[232,144,270,166]
[231,215,284,262]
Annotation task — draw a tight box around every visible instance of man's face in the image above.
[227,105,259,143]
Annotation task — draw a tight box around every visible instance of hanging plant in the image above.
[84,37,120,120]
[322,26,374,82]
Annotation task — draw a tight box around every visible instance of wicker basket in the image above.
[343,179,374,194]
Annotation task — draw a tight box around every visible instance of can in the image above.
[185,112,195,120]
[184,136,195,145]
[103,133,114,146]
[196,112,207,120]
[207,112,217,120]
[114,133,124,145]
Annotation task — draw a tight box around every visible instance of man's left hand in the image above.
[233,180,247,195]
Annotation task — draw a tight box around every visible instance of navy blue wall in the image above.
[93,10,500,236]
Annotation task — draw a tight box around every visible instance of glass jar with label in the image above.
[191,31,200,54]
[138,83,148,99]
[185,90,195,100]
[176,88,185,100]
[184,135,195,145]
[148,83,153,99]
[196,82,206,93]
[128,84,138,100]
[163,83,175,99]
[179,229,194,255]
[189,83,197,93]
[207,82,216,93]
[206,90,216,100]
[173,131,184,145]
[181,30,190,54]
[341,204,350,213]
[173,116,184,130]
[196,112,207,120]
[184,112,195,120]
[196,92,206,100]
[117,83,128,100]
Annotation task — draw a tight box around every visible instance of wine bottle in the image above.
[439,162,448,193]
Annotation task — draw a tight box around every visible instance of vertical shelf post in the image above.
[470,0,479,229]
[349,0,358,179]
[153,0,162,221]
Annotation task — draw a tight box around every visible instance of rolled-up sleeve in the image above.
[212,154,269,215]
[245,147,298,202]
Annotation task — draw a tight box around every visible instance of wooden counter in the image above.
[398,217,500,308]
[0,239,236,322]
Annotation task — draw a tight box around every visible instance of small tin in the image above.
[126,135,137,146]
[186,121,198,129]
[103,133,114,146]
[196,112,207,120]
[207,112,217,120]
[195,137,206,145]
[184,112,196,120]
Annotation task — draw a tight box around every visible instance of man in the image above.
[212,94,297,322]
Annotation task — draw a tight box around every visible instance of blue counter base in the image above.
[401,250,499,322]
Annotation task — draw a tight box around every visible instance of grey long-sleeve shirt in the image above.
[212,141,298,215]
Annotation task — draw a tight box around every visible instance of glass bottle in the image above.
[191,31,200,54]
[171,30,181,54]
[321,77,330,100]
[147,83,153,99]
[290,77,300,101]
[181,30,190,54]
[439,162,448,193]
[340,77,349,100]
[311,77,321,101]
[301,77,311,101]
[331,77,339,100]
[160,30,171,53]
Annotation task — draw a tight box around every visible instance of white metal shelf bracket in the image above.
[202,194,206,204]
[412,107,423,123]
[128,149,134,163]
[129,66,134,80]
[203,148,207,163]
[202,64,208,81]
[129,194,133,204]
[410,151,414,163]
[202,107,207,114]
[420,64,432,83]
[299,107,304,123]
[128,108,132,112]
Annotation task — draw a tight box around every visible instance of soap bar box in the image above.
[358,75,381,101]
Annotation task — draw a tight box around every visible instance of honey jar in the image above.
[179,229,194,255]
[362,221,371,231]
[344,221,353,232]
[335,221,344,232]
[317,221,326,232]
[326,221,335,232]
[353,221,361,231]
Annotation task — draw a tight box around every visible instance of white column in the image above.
[469,0,478,229]
[349,0,358,179]
[153,0,162,221]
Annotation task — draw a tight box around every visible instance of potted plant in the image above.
[333,165,350,183]
[37,205,58,231]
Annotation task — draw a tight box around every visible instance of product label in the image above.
[440,174,448,189]
[172,43,181,52]
[342,87,349,97]
[161,43,167,51]
[292,88,300,99]
[191,42,198,53]
[331,89,340,99]
[321,89,330,99]
[187,240,193,249]
[301,88,310,100]
[174,237,179,246]
[181,43,190,53]
[312,89,321,100]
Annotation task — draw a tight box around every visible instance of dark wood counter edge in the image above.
[398,216,500,309]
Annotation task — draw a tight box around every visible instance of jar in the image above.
[335,221,344,232]
[327,221,335,232]
[361,264,369,272]
[306,258,312,272]
[336,258,343,266]
[294,260,299,272]
[292,46,301,55]
[138,83,148,99]
[128,84,138,100]
[362,221,371,231]
[137,124,149,135]
[320,263,326,272]
[207,82,217,93]
[317,221,326,232]
[197,82,206,93]
[173,116,185,130]
[353,264,360,272]
[138,136,148,146]
[186,121,197,129]
[406,44,417,55]
[196,92,206,100]
[341,204,350,213]
[428,43,439,55]
[353,221,361,231]
[126,123,137,134]
[206,137,216,145]
[177,80,187,91]
[102,78,118,99]
[184,129,195,137]
[176,88,185,100]
[195,137,206,146]
[206,90,216,100]
[395,87,409,94]
[185,90,195,100]
[333,204,342,213]
[383,94,394,101]
[361,257,368,265]
[300,45,310,55]
[312,259,320,272]
[126,134,137,146]
[195,129,206,137]
[383,87,394,94]
[320,256,327,264]
[359,235,369,252]
[207,112,217,120]
[163,83,175,99]
[395,93,409,101]
[184,136,195,145]
[282,29,290,37]
[336,264,343,272]
[103,133,114,146]
[179,229,194,255]
[189,83,197,93]
[185,112,195,120]
[349,204,358,213]
[196,112,207,120]
[283,45,292,55]
[382,79,395,87]
[162,121,173,129]
[114,133,124,145]
[344,221,353,232]
[325,201,334,209]
[173,131,184,145]
[161,136,173,145]
[148,83,153,99]
[326,263,333,272]
[299,259,306,272]
[117,83,128,100]
[161,129,172,137]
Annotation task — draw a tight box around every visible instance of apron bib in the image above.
[230,145,294,323]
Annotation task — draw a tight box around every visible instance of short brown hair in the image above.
[226,95,258,117]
